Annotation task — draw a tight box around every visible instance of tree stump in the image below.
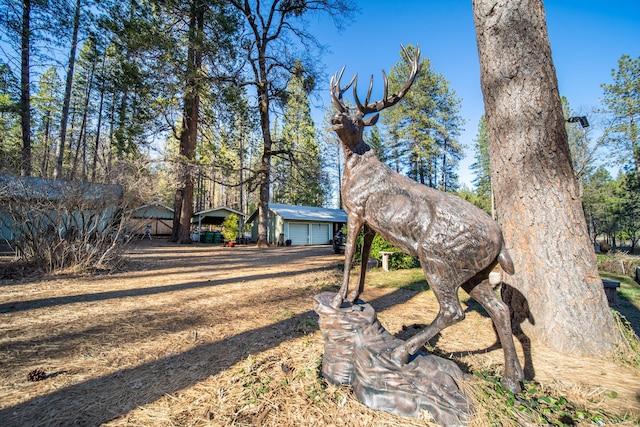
[314,292,473,426]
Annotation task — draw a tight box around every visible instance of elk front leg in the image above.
[331,215,363,308]
[347,224,375,303]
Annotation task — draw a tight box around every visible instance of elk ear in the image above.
[363,113,379,126]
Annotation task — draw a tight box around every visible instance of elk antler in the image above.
[353,44,421,114]
[330,66,357,113]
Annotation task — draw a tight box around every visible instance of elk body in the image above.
[330,46,524,393]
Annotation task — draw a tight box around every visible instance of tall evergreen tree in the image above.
[0,62,21,173]
[474,0,620,357]
[53,0,84,179]
[601,55,640,180]
[383,45,464,190]
[470,115,492,212]
[32,66,63,177]
[273,60,326,206]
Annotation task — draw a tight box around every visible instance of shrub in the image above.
[354,232,419,270]
[222,213,239,243]
[598,252,640,279]
[0,176,130,275]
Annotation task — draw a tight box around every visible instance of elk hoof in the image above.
[330,294,344,309]
[379,344,410,367]
[501,376,522,394]
[346,290,359,304]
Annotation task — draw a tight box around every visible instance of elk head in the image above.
[329,45,421,154]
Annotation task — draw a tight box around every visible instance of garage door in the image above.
[310,223,330,245]
[288,223,309,245]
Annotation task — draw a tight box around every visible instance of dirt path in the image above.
[0,239,638,426]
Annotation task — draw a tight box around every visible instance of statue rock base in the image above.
[313,292,473,427]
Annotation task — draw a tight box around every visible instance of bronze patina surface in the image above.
[319,45,524,421]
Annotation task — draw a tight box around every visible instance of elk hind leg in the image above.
[386,276,466,365]
[462,278,524,393]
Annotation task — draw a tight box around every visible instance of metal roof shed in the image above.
[192,206,245,237]
[129,202,174,236]
[247,203,347,246]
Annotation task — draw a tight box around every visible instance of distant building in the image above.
[246,203,347,245]
[0,174,123,240]
[128,202,174,236]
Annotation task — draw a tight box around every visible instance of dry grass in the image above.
[0,239,639,426]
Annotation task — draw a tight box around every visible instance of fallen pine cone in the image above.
[28,368,47,382]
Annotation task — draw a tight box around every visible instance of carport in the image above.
[192,206,245,241]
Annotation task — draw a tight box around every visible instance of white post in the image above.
[379,251,393,272]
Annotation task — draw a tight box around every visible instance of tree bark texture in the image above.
[256,80,272,247]
[473,0,620,355]
[172,1,203,244]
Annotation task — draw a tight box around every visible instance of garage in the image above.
[247,203,347,246]
[286,222,331,245]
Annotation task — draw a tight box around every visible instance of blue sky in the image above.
[308,1,640,187]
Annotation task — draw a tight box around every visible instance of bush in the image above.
[354,232,419,270]
[598,252,640,279]
[222,213,239,243]
[0,176,130,275]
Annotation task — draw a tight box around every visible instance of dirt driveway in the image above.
[0,240,349,424]
[1,239,639,426]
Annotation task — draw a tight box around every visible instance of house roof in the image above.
[130,202,174,219]
[192,206,245,225]
[0,174,123,202]
[247,203,347,223]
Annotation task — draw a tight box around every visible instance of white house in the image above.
[247,203,347,245]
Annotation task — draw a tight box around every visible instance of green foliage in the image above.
[601,55,640,174]
[221,213,239,242]
[473,371,619,426]
[456,184,492,215]
[0,62,21,174]
[272,60,328,206]
[354,232,419,270]
[470,115,492,203]
[382,45,464,191]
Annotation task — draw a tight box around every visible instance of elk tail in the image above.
[498,243,515,276]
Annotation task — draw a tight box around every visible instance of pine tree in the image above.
[383,45,464,189]
[474,0,621,356]
[0,62,21,173]
[32,66,63,177]
[601,55,640,179]
[273,60,327,206]
[469,115,492,212]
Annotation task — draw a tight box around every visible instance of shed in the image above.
[247,203,347,246]
[129,203,174,236]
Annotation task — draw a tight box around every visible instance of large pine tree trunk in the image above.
[172,1,203,244]
[473,0,621,355]
[255,60,272,248]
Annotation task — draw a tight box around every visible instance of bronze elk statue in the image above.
[329,45,524,393]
